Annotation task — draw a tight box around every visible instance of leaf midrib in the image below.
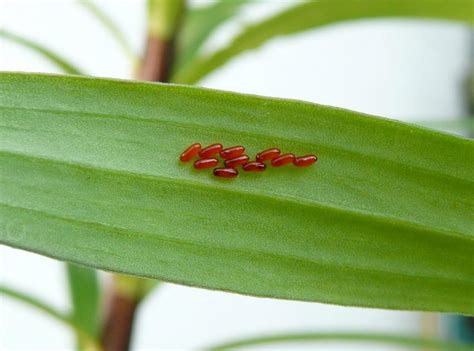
[2,104,472,187]
[1,149,471,242]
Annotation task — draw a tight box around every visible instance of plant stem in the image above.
[138,0,184,81]
[101,2,184,350]
[138,34,174,81]
[101,280,138,351]
[101,275,159,351]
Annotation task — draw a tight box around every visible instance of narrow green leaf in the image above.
[66,263,101,346]
[172,0,474,84]
[175,0,249,72]
[1,73,473,314]
[207,332,473,351]
[416,118,474,134]
[0,30,83,75]
[0,284,102,351]
[79,0,136,63]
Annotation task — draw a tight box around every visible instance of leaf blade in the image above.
[66,264,101,340]
[0,31,104,345]
[0,284,102,351]
[79,0,135,63]
[0,73,473,314]
[173,0,474,84]
[207,332,473,351]
[0,30,83,75]
[0,33,102,344]
[175,0,249,71]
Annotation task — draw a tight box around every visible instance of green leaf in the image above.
[0,284,102,351]
[416,118,474,135]
[0,30,102,347]
[207,332,473,351]
[0,30,83,75]
[175,0,249,72]
[172,0,474,84]
[1,73,473,314]
[66,263,101,348]
[79,0,136,63]
[0,31,102,346]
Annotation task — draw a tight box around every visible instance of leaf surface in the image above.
[1,73,473,314]
[0,31,103,344]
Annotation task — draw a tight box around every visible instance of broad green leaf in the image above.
[207,332,472,351]
[0,30,83,75]
[175,0,249,72]
[0,285,102,351]
[79,0,135,63]
[173,0,474,84]
[0,73,473,314]
[66,263,101,348]
[0,30,102,346]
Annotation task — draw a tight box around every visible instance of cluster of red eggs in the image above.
[180,143,318,178]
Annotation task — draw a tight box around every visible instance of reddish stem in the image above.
[101,289,138,351]
[101,24,178,351]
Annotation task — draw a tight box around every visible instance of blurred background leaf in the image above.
[66,264,101,350]
[174,0,249,72]
[0,285,101,351]
[207,332,472,351]
[173,0,474,84]
[79,0,136,64]
[0,30,83,75]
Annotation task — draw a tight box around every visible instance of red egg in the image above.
[256,148,280,162]
[199,143,223,158]
[213,168,239,178]
[242,162,266,172]
[220,146,245,159]
[180,143,201,162]
[271,153,295,167]
[294,155,318,167]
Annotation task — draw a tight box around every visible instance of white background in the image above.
[0,0,471,350]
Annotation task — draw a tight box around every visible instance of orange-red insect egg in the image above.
[213,167,239,178]
[242,161,266,172]
[194,158,219,170]
[220,146,245,159]
[294,155,318,167]
[224,155,249,168]
[199,143,223,158]
[256,148,281,162]
[271,153,295,167]
[180,143,201,162]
